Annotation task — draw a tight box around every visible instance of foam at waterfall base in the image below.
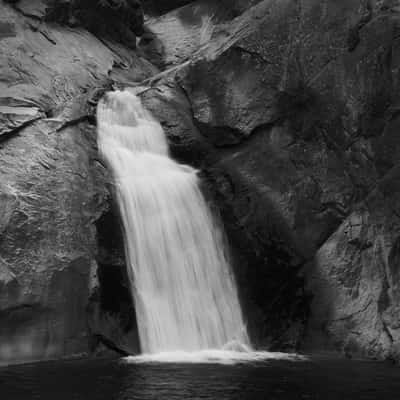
[123,349,307,365]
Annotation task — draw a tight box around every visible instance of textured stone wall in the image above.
[2,0,400,364]
[137,0,400,359]
[0,0,154,364]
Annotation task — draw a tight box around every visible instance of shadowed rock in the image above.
[139,0,400,359]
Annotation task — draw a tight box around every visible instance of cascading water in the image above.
[96,90,250,355]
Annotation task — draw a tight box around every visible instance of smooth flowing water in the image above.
[2,356,400,400]
[97,90,249,354]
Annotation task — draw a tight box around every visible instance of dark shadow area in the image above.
[88,194,140,355]
[142,0,195,16]
[44,0,144,48]
[200,165,312,351]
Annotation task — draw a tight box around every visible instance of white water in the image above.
[96,90,250,354]
[124,350,308,365]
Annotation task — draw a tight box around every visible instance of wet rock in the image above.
[137,84,210,164]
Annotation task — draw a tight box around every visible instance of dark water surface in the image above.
[1,356,399,400]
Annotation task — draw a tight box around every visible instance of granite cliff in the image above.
[1,0,400,364]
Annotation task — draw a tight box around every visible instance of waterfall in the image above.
[96,90,250,354]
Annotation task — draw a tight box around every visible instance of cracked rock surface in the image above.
[0,0,155,364]
[138,0,400,359]
[2,0,400,364]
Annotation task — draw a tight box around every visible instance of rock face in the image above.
[138,0,400,358]
[45,0,145,47]
[0,0,155,364]
[2,0,400,365]
[305,168,400,360]
[139,1,235,68]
